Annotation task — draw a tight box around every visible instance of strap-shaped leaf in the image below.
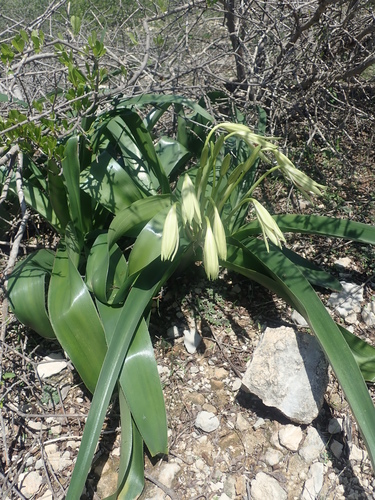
[86,233,128,304]
[234,214,375,244]
[48,244,107,393]
[8,250,55,339]
[233,238,375,469]
[80,151,147,214]
[62,136,84,236]
[108,195,172,245]
[119,317,168,456]
[65,255,182,499]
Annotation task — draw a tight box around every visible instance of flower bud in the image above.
[251,199,286,251]
[203,217,219,280]
[212,206,227,260]
[181,174,202,226]
[161,203,179,261]
[274,151,325,199]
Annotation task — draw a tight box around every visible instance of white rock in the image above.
[349,443,367,462]
[183,328,201,354]
[253,418,265,430]
[299,427,326,463]
[231,378,242,391]
[158,462,181,487]
[242,326,328,424]
[362,302,375,327]
[302,461,324,500]
[39,490,53,500]
[45,444,72,472]
[327,282,363,319]
[291,309,308,327]
[250,472,287,500]
[331,440,344,459]
[19,471,42,498]
[236,413,251,432]
[167,325,181,339]
[264,448,283,466]
[37,352,67,379]
[328,417,343,434]
[195,411,219,433]
[279,424,303,451]
[27,421,47,431]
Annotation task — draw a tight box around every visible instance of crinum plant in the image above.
[4,94,375,498]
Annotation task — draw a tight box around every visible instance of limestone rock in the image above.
[183,328,201,354]
[362,302,375,327]
[242,326,329,424]
[302,462,324,500]
[279,424,303,451]
[37,352,67,379]
[19,471,42,498]
[195,411,219,432]
[250,472,287,500]
[299,427,326,463]
[327,282,363,319]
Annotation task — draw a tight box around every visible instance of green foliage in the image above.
[3,89,375,499]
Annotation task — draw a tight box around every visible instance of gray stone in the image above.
[195,411,219,433]
[291,309,308,327]
[302,462,324,500]
[328,417,343,434]
[37,352,67,379]
[299,427,326,463]
[158,462,181,487]
[250,472,287,500]
[183,328,201,354]
[279,424,303,451]
[18,471,42,498]
[362,302,375,327]
[331,440,344,459]
[242,326,329,424]
[167,325,181,339]
[327,282,363,319]
[264,448,283,466]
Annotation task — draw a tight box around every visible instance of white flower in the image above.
[181,174,202,226]
[203,217,219,280]
[212,205,227,260]
[274,151,325,199]
[161,203,179,261]
[251,199,286,251]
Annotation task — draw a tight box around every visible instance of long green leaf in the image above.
[8,250,55,339]
[119,318,168,456]
[48,245,107,393]
[233,238,375,468]
[65,258,175,499]
[234,214,375,245]
[80,151,147,214]
[62,136,85,236]
[108,195,172,245]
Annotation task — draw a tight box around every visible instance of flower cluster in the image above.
[161,123,325,280]
[161,174,226,280]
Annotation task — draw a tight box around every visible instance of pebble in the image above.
[253,417,265,430]
[18,471,42,498]
[362,302,375,327]
[349,443,367,462]
[167,325,181,339]
[291,309,309,327]
[299,427,326,463]
[158,462,181,487]
[183,328,201,354]
[195,411,220,432]
[264,448,283,466]
[279,424,303,451]
[36,352,67,379]
[236,413,251,432]
[328,417,343,434]
[250,471,287,500]
[302,461,324,499]
[331,440,344,458]
[327,282,363,319]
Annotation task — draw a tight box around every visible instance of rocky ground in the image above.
[1,256,375,499]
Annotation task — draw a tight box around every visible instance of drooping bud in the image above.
[251,198,286,252]
[161,203,179,261]
[274,151,325,199]
[212,205,227,260]
[181,174,202,226]
[203,217,219,280]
